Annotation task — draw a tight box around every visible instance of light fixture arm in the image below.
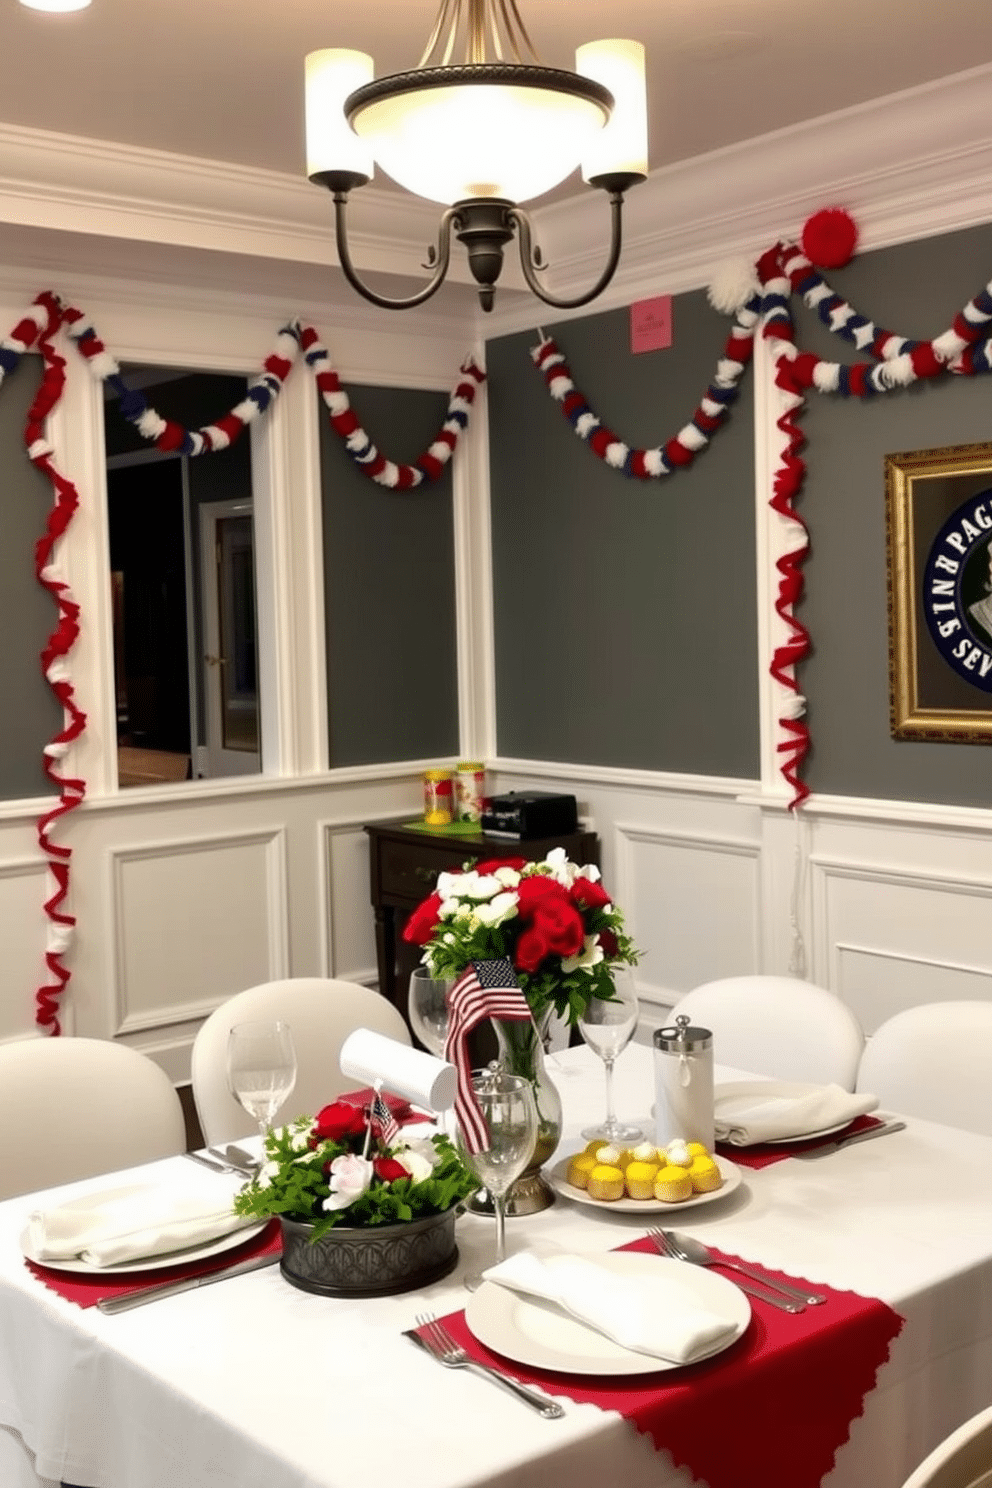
[508,172,641,311]
[328,178,457,311]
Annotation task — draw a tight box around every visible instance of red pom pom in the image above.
[800,208,858,269]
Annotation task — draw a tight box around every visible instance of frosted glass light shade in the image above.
[576,39,647,183]
[350,74,609,205]
[19,0,91,9]
[305,49,375,182]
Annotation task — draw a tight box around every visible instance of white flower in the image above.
[460,872,503,902]
[288,1127,312,1152]
[436,870,470,899]
[322,1154,373,1212]
[437,897,461,919]
[492,867,521,887]
[576,863,602,885]
[561,934,605,975]
[394,1147,435,1184]
[541,847,578,887]
[256,1159,281,1189]
[474,891,519,927]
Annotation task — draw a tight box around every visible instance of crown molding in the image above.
[485,61,992,335]
[0,61,990,336]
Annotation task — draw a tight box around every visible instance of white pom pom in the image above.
[708,259,761,315]
[880,354,916,387]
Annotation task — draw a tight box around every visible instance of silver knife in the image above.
[97,1252,280,1314]
[794,1120,907,1159]
[182,1149,231,1174]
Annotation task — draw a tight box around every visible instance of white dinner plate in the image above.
[548,1153,742,1214]
[465,1251,751,1375]
[20,1184,267,1274]
[714,1081,855,1145]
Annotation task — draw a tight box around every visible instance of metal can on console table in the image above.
[422,768,453,826]
[455,761,486,823]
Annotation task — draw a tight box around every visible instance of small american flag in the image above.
[444,958,531,1153]
[369,1088,400,1147]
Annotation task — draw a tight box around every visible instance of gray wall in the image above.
[0,355,62,797]
[318,384,459,767]
[486,292,759,775]
[791,221,992,807]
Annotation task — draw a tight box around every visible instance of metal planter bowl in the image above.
[279,1207,459,1297]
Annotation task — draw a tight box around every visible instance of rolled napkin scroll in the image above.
[482,1246,740,1364]
[714,1081,879,1145]
[24,1182,254,1268]
[339,1028,456,1112]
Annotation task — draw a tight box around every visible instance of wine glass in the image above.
[407,967,452,1058]
[457,1068,537,1291]
[578,967,644,1144]
[227,1019,298,1140]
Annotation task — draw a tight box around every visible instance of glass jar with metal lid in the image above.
[653,1014,714,1149]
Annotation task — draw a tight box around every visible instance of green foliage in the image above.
[232,1117,478,1242]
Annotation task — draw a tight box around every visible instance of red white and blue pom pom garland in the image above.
[531,208,992,808]
[0,294,483,1031]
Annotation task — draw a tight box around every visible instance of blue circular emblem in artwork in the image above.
[922,487,992,691]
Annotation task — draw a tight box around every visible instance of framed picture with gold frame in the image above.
[885,440,992,743]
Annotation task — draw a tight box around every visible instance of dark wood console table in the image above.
[364,816,599,1022]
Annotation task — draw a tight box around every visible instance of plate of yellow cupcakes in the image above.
[549,1137,743,1214]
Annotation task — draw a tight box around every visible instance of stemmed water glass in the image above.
[407,967,452,1058]
[457,1068,537,1292]
[227,1019,298,1140]
[578,966,644,1144]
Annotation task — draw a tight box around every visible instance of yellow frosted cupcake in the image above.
[654,1164,693,1203]
[587,1163,625,1202]
[664,1140,693,1169]
[688,1155,723,1193]
[686,1142,709,1160]
[624,1159,660,1200]
[566,1151,599,1189]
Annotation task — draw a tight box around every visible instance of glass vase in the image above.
[472,1011,562,1216]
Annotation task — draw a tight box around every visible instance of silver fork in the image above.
[411,1313,564,1418]
[648,1229,806,1313]
[650,1228,825,1307]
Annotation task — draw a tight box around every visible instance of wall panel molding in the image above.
[108,826,289,1035]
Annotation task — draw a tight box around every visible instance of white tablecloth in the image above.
[1,1044,991,1488]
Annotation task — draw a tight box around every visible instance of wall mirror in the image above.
[103,365,261,788]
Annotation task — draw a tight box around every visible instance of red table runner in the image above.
[25,1218,282,1309]
[716,1113,882,1169]
[434,1236,903,1488]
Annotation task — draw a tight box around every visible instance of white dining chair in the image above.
[856,1001,992,1137]
[0,1037,186,1200]
[668,975,865,1089]
[190,977,412,1144]
[900,1404,992,1488]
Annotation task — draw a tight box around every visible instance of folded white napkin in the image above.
[482,1247,739,1364]
[25,1183,253,1267]
[714,1082,879,1145]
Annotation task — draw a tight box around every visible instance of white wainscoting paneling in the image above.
[613,820,762,1030]
[109,827,289,1034]
[811,856,992,1033]
[321,819,380,986]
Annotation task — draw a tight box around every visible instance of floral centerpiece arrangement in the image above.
[402,846,640,1026]
[232,1098,477,1242]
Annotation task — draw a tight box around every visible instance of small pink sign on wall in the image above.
[630,294,673,354]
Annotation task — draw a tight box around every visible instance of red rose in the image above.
[402,891,444,946]
[312,1101,368,1143]
[373,1157,408,1182]
[473,855,528,875]
[570,877,611,912]
[598,928,619,957]
[513,876,585,972]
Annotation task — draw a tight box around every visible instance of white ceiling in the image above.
[3,0,992,194]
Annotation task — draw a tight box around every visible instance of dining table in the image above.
[1,1041,991,1488]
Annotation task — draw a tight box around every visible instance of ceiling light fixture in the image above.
[305,0,647,313]
[19,0,91,11]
